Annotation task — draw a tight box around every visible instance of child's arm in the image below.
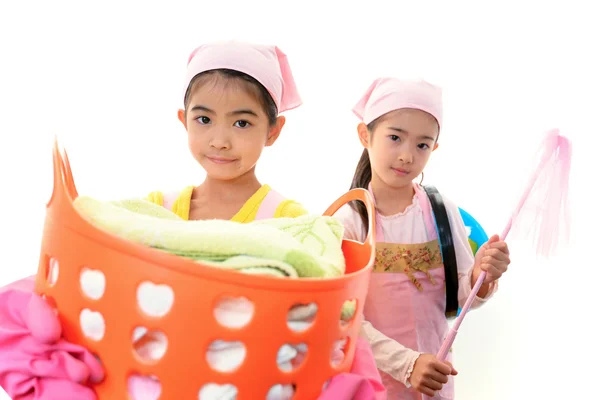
[360,319,420,386]
[361,319,457,396]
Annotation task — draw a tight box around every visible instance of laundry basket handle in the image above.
[323,188,376,260]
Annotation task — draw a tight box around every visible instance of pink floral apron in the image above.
[364,184,454,400]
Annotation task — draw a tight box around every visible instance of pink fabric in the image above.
[318,337,386,400]
[365,186,453,399]
[352,77,443,127]
[0,286,104,399]
[184,41,302,112]
[338,181,496,397]
[254,189,286,220]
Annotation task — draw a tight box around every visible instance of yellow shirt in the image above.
[146,184,307,222]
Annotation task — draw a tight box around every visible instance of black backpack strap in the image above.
[423,185,459,318]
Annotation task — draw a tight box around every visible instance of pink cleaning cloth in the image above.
[318,337,387,400]
[184,40,302,112]
[352,77,443,128]
[0,284,104,399]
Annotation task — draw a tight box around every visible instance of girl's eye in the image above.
[418,143,430,150]
[234,120,251,128]
[389,135,400,142]
[196,116,211,125]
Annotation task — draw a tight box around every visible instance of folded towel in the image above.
[110,198,183,221]
[78,196,357,319]
[72,197,361,400]
[0,288,104,400]
[74,197,345,278]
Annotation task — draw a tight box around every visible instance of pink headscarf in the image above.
[352,77,443,129]
[184,40,302,113]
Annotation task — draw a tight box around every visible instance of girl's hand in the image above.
[408,354,458,397]
[473,234,510,284]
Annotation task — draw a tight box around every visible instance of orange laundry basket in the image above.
[34,140,376,400]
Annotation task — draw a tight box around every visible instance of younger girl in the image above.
[146,41,307,221]
[336,77,511,399]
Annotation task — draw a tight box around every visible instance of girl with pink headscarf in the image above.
[0,41,386,400]
[336,77,512,399]
[145,41,307,222]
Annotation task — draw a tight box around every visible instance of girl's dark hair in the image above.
[349,119,380,233]
[183,69,278,126]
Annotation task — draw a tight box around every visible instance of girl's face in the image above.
[359,108,439,189]
[179,78,285,181]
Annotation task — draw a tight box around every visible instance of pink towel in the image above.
[0,283,104,400]
[318,337,387,400]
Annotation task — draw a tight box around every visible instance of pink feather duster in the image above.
[437,128,572,360]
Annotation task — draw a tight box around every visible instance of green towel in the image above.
[74,196,357,321]
[109,198,183,221]
[74,197,345,279]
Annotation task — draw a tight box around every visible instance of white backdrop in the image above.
[1,1,597,398]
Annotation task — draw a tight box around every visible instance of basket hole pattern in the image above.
[213,296,254,329]
[43,255,361,398]
[330,337,350,368]
[80,267,106,300]
[47,257,59,286]
[199,383,238,399]
[137,281,174,318]
[286,302,317,332]
[267,383,296,400]
[128,374,161,400]
[277,343,307,372]
[340,299,358,329]
[73,265,108,343]
[79,308,105,341]
[133,327,168,363]
[206,340,247,373]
